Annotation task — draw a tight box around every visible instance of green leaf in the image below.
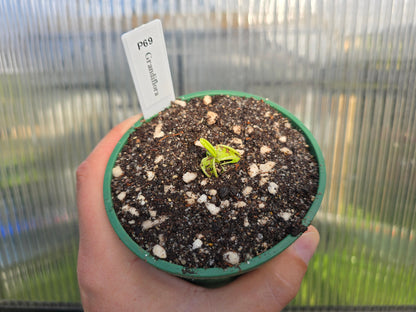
[199,138,217,157]
[199,138,240,178]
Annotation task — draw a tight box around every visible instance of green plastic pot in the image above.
[104,90,326,287]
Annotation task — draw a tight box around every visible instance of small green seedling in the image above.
[199,138,241,178]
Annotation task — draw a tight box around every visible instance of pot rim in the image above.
[103,90,326,280]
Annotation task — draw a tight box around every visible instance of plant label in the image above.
[121,19,175,120]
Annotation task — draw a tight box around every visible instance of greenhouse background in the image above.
[0,0,415,310]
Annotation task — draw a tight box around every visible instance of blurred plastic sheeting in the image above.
[1,0,415,306]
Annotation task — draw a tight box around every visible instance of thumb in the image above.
[210,226,320,312]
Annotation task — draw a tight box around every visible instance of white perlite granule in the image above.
[268,182,279,195]
[121,205,139,216]
[260,161,276,173]
[153,123,165,138]
[137,194,146,205]
[173,99,187,107]
[194,139,203,147]
[182,172,198,183]
[197,194,207,204]
[242,186,253,196]
[164,185,175,193]
[112,165,123,178]
[142,216,168,230]
[257,217,269,225]
[230,138,243,146]
[185,192,198,205]
[248,163,260,177]
[223,251,240,265]
[154,155,164,164]
[260,145,272,154]
[279,211,292,221]
[232,125,242,135]
[233,201,247,208]
[192,239,203,250]
[205,203,220,215]
[220,200,230,208]
[117,191,126,201]
[152,244,167,259]
[146,171,155,181]
[259,176,269,186]
[280,147,293,155]
[206,111,218,125]
[208,189,217,196]
[203,95,212,105]
[279,136,287,143]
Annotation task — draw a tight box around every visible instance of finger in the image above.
[76,114,142,253]
[210,226,320,312]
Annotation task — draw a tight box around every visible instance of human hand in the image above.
[76,115,320,312]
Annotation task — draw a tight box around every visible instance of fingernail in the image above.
[292,229,319,264]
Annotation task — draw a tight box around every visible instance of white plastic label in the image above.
[121,19,175,120]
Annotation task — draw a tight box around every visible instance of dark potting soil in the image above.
[110,95,319,269]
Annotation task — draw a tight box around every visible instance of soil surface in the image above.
[111,95,319,269]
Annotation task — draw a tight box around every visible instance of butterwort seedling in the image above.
[199,138,241,178]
